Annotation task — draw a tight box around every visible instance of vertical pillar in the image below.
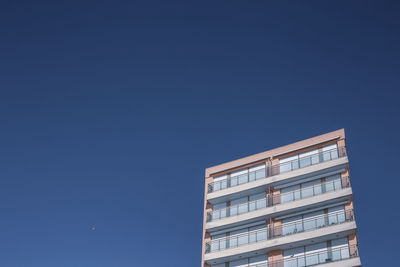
[337,138,346,157]
[202,176,213,267]
[345,200,354,220]
[341,169,350,188]
[271,218,282,238]
[348,233,359,257]
[266,158,272,177]
[268,250,283,267]
[271,157,280,176]
[272,188,281,205]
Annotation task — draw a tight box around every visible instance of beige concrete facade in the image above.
[201,129,360,267]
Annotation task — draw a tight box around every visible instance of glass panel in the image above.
[282,215,303,235]
[231,197,248,216]
[301,179,322,198]
[231,176,238,187]
[231,169,248,186]
[238,174,248,185]
[230,228,247,248]
[281,185,300,203]
[325,174,342,192]
[249,193,266,211]
[322,144,338,161]
[305,242,327,266]
[249,255,268,267]
[229,258,249,267]
[331,238,349,261]
[256,229,268,242]
[238,203,248,214]
[249,224,267,243]
[284,247,305,267]
[229,205,238,217]
[294,189,301,200]
[311,153,320,165]
[237,234,248,246]
[291,159,300,171]
[211,233,226,252]
[214,175,227,191]
[249,164,266,181]
[280,155,298,173]
[303,210,324,231]
[229,234,238,248]
[328,206,345,225]
[255,168,266,180]
[299,157,311,168]
[213,202,227,220]
[256,198,267,210]
[299,149,318,168]
[249,171,256,182]
[284,257,304,267]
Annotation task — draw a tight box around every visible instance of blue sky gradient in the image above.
[1,1,399,266]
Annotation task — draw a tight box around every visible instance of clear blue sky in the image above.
[0,1,399,266]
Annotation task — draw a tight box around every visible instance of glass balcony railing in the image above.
[270,209,354,238]
[208,147,346,193]
[207,197,267,222]
[207,177,350,222]
[267,245,359,267]
[205,209,354,254]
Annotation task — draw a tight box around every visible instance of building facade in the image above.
[201,129,361,267]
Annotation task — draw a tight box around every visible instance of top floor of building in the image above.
[204,129,348,203]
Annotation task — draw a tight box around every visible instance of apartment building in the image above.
[201,129,361,267]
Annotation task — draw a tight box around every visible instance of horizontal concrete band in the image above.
[314,257,361,267]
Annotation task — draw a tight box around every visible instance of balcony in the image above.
[208,147,346,194]
[207,177,349,223]
[206,210,354,254]
[239,245,359,267]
